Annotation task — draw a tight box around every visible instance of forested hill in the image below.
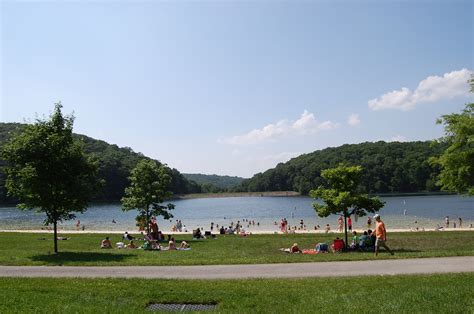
[233,141,447,195]
[183,173,245,191]
[0,123,202,203]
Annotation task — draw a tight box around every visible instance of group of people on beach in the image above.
[100,216,190,251]
[170,220,186,232]
[213,219,258,236]
[281,214,394,257]
[444,216,464,228]
[276,214,360,234]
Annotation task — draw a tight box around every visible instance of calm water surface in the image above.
[0,195,472,231]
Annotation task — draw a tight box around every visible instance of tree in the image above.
[233,141,445,195]
[1,103,100,253]
[310,164,385,247]
[470,74,474,93]
[121,159,175,233]
[430,103,474,195]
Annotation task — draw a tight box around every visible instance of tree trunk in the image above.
[146,206,150,234]
[344,212,348,249]
[53,220,58,254]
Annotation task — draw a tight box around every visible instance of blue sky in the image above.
[1,0,473,177]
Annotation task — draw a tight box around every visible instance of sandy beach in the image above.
[1,228,472,235]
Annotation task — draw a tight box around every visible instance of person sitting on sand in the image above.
[239,228,249,237]
[127,240,136,249]
[101,237,112,249]
[280,243,302,253]
[331,237,345,253]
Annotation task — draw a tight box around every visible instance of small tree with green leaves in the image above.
[310,164,385,247]
[1,103,100,253]
[121,159,175,233]
[430,103,474,195]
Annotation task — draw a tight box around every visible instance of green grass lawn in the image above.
[0,231,472,266]
[0,274,472,313]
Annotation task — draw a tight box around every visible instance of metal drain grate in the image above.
[147,303,217,312]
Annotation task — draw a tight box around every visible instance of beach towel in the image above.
[177,248,192,251]
[302,249,318,255]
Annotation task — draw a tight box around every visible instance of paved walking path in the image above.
[0,256,472,279]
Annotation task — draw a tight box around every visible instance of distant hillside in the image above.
[0,123,202,204]
[183,173,245,191]
[233,141,447,195]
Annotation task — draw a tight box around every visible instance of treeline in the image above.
[0,123,451,203]
[233,141,447,195]
[183,173,245,192]
[0,123,202,204]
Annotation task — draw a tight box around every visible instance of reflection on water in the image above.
[0,195,472,231]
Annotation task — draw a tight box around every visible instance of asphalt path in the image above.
[0,256,472,279]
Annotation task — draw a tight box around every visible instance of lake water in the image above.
[0,195,472,232]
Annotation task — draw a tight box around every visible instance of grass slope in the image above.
[0,274,473,313]
[0,231,472,266]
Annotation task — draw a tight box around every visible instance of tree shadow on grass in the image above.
[30,252,133,265]
[344,248,422,255]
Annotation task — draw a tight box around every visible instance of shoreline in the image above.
[175,191,300,199]
[1,228,472,235]
[174,191,456,200]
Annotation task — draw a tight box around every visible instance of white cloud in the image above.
[347,113,361,126]
[368,69,472,111]
[390,135,407,142]
[220,110,339,145]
